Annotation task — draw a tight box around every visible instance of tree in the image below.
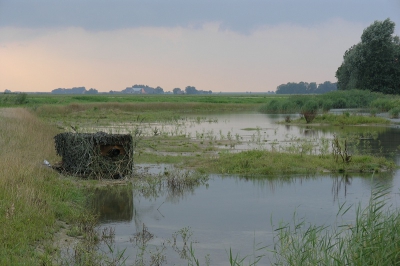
[336,18,400,94]
[173,88,182,94]
[185,86,198,94]
[154,86,164,94]
[276,81,336,94]
[85,88,98,94]
[317,81,337,93]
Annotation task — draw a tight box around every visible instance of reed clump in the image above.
[0,108,88,264]
[272,185,400,265]
[259,90,400,121]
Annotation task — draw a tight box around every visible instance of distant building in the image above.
[122,87,146,94]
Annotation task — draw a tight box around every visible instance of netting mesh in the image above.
[54,132,134,179]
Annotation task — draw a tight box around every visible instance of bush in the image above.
[301,100,319,123]
[301,100,319,114]
[389,107,400,118]
[332,98,348,109]
[370,98,395,112]
[14,93,28,105]
[322,100,333,112]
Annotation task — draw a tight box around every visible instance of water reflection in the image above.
[91,185,133,223]
[94,166,398,265]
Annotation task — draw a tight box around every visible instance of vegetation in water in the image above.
[196,150,394,176]
[286,113,391,126]
[272,185,400,265]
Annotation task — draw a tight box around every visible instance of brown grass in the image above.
[0,108,87,264]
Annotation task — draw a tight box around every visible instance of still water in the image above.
[92,113,400,265]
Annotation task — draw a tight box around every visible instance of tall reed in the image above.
[272,184,400,265]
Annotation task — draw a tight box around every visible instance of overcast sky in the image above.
[1,1,400,93]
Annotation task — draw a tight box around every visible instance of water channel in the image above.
[90,113,400,265]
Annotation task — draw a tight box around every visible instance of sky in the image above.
[1,1,400,93]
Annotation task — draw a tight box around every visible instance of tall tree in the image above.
[336,18,400,94]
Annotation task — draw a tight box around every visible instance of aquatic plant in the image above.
[389,106,400,118]
[300,100,319,123]
[332,135,352,163]
[271,185,400,265]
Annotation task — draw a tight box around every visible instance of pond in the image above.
[85,112,400,157]
[90,113,400,265]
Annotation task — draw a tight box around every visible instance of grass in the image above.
[131,134,396,175]
[0,93,276,108]
[33,102,259,123]
[194,150,395,175]
[287,113,391,126]
[0,108,90,264]
[272,184,400,265]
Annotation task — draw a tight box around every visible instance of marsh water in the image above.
[91,113,400,265]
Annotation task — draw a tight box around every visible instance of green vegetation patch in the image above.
[196,150,395,175]
[288,113,390,126]
[34,102,259,123]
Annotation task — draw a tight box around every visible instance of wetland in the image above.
[2,92,400,265]
[87,112,400,265]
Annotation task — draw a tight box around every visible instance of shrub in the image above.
[332,98,348,109]
[322,100,333,112]
[301,100,319,123]
[14,93,28,105]
[370,108,379,117]
[389,107,400,118]
[370,98,395,112]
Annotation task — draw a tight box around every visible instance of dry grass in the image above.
[0,108,87,264]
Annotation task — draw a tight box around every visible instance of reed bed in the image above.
[272,185,400,265]
[0,108,87,264]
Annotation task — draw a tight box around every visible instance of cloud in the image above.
[0,19,365,92]
[1,0,399,34]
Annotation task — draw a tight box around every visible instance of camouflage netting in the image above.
[54,132,134,179]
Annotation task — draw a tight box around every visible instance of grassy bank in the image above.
[0,108,90,264]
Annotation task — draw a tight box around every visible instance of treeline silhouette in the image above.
[276,81,337,94]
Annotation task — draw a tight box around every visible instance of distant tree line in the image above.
[173,86,212,95]
[50,85,212,94]
[275,81,337,94]
[112,84,165,94]
[51,87,99,94]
